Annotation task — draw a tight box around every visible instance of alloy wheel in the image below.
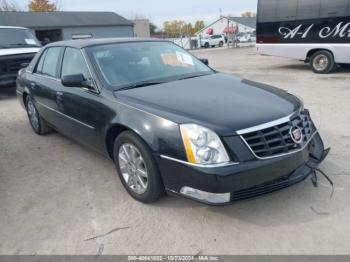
[313,54,329,72]
[27,100,39,131]
[118,143,148,194]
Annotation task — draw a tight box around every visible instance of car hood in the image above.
[114,73,301,136]
[0,47,40,56]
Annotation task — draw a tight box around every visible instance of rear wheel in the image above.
[219,41,224,47]
[204,42,209,48]
[25,96,52,135]
[310,50,336,74]
[113,131,164,203]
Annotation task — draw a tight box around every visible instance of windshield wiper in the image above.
[116,81,165,91]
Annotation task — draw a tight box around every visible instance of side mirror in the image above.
[199,58,209,66]
[62,74,92,88]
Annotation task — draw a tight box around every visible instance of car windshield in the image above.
[87,41,214,90]
[0,28,41,49]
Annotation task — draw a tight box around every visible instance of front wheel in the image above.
[310,50,336,74]
[113,131,165,203]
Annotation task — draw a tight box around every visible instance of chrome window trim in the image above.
[36,101,95,130]
[80,49,100,93]
[160,155,239,168]
[236,111,300,135]
[240,130,319,160]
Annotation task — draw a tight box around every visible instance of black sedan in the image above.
[16,38,328,205]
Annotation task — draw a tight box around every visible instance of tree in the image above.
[28,0,58,12]
[149,22,158,34]
[163,20,185,38]
[163,20,204,38]
[182,23,193,36]
[241,11,256,17]
[193,20,205,34]
[0,0,21,11]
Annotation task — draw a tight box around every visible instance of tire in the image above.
[219,41,224,47]
[204,42,209,48]
[113,131,165,203]
[25,96,52,135]
[310,50,336,74]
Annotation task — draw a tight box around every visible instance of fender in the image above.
[103,99,187,161]
[16,71,34,109]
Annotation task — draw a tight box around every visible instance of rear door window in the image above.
[35,49,47,74]
[41,47,62,78]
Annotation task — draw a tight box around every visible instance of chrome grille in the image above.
[3,58,31,73]
[0,54,35,75]
[0,63,6,74]
[241,111,316,158]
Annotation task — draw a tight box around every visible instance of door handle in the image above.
[56,91,64,107]
[30,82,36,89]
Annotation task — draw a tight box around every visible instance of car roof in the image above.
[0,25,28,29]
[46,37,169,49]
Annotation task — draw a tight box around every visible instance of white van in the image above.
[0,26,41,87]
[256,0,350,74]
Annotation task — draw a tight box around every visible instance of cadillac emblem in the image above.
[290,126,303,144]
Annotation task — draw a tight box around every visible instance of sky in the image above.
[15,0,258,28]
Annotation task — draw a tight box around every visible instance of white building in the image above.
[0,12,134,44]
[196,16,256,38]
[133,19,151,37]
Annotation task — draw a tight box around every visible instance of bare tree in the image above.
[0,0,21,11]
[54,0,62,11]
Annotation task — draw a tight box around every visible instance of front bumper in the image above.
[156,133,327,205]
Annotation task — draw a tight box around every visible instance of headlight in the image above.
[180,124,230,165]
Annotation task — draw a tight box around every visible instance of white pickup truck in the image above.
[0,26,41,87]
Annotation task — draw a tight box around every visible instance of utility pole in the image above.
[234,23,239,48]
[227,18,230,49]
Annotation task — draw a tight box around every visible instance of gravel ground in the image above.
[0,47,350,255]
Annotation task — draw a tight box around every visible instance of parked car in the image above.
[237,32,253,43]
[0,26,41,87]
[200,35,225,48]
[17,38,328,205]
